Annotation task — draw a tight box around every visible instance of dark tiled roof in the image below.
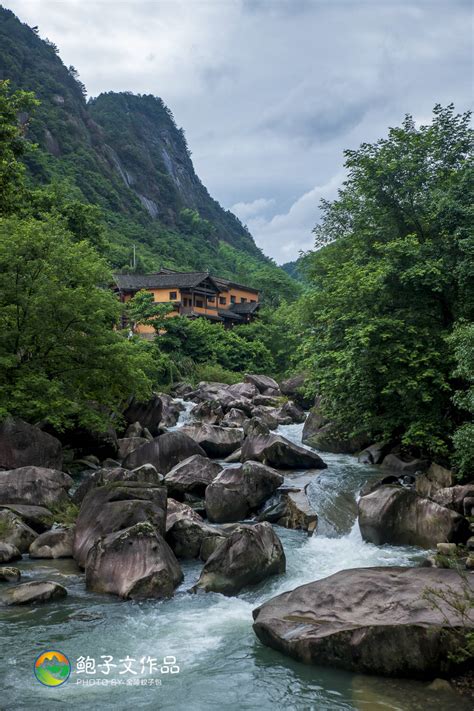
[213,276,259,294]
[218,309,244,321]
[230,301,260,315]
[114,272,215,290]
[114,269,259,296]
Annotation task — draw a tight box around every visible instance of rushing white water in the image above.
[1,419,466,711]
[170,398,195,429]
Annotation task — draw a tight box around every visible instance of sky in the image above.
[5,0,473,263]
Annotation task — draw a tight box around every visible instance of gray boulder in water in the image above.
[179,424,243,458]
[164,455,222,498]
[85,521,183,600]
[73,481,167,567]
[29,528,74,559]
[0,418,63,470]
[205,461,283,523]
[241,433,326,470]
[0,580,67,606]
[123,431,206,474]
[252,567,474,677]
[0,510,37,553]
[0,466,72,508]
[358,485,469,548]
[195,522,285,595]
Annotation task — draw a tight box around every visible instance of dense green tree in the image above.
[449,322,474,478]
[299,105,473,460]
[0,80,38,214]
[0,216,154,430]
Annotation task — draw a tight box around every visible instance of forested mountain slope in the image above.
[0,6,295,293]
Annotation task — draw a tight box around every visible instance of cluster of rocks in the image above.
[0,375,325,605]
[3,375,472,684]
[357,463,473,552]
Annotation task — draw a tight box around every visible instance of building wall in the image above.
[119,282,258,335]
[219,286,259,306]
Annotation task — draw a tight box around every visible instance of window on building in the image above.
[208,296,215,303]
[230,295,236,304]
[196,299,203,308]
[240,297,247,303]
[250,299,256,303]
[169,291,177,300]
[219,296,227,305]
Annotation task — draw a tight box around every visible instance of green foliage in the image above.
[0,215,154,430]
[50,501,80,526]
[0,80,38,214]
[423,572,474,665]
[298,105,474,459]
[192,363,243,385]
[449,322,474,479]
[126,290,174,329]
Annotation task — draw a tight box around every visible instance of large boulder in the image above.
[221,408,248,428]
[186,382,235,408]
[164,455,222,498]
[228,382,258,400]
[158,394,184,427]
[117,437,148,460]
[0,566,20,582]
[252,567,474,677]
[0,504,53,532]
[165,498,203,532]
[0,510,37,553]
[179,424,243,458]
[278,488,318,535]
[246,409,278,431]
[358,442,391,465]
[72,464,162,504]
[303,420,368,455]
[0,580,67,606]
[85,522,183,599]
[244,374,280,394]
[301,398,327,443]
[123,431,206,474]
[0,418,62,470]
[275,401,306,425]
[166,517,226,560]
[195,522,285,595]
[190,400,224,425]
[415,463,454,499]
[358,485,469,548]
[0,542,21,563]
[279,374,313,409]
[241,433,327,470]
[29,528,74,559]
[73,482,167,567]
[381,453,430,474]
[431,485,474,515]
[205,461,283,523]
[0,466,72,508]
[123,394,164,435]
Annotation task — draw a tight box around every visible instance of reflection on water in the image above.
[1,421,466,711]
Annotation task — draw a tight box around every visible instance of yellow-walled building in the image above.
[113,268,260,336]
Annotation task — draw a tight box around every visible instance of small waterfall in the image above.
[170,398,195,429]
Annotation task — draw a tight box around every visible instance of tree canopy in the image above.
[298,105,473,473]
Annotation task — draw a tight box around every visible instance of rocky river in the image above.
[0,378,473,710]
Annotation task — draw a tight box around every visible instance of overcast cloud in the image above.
[5,0,473,263]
